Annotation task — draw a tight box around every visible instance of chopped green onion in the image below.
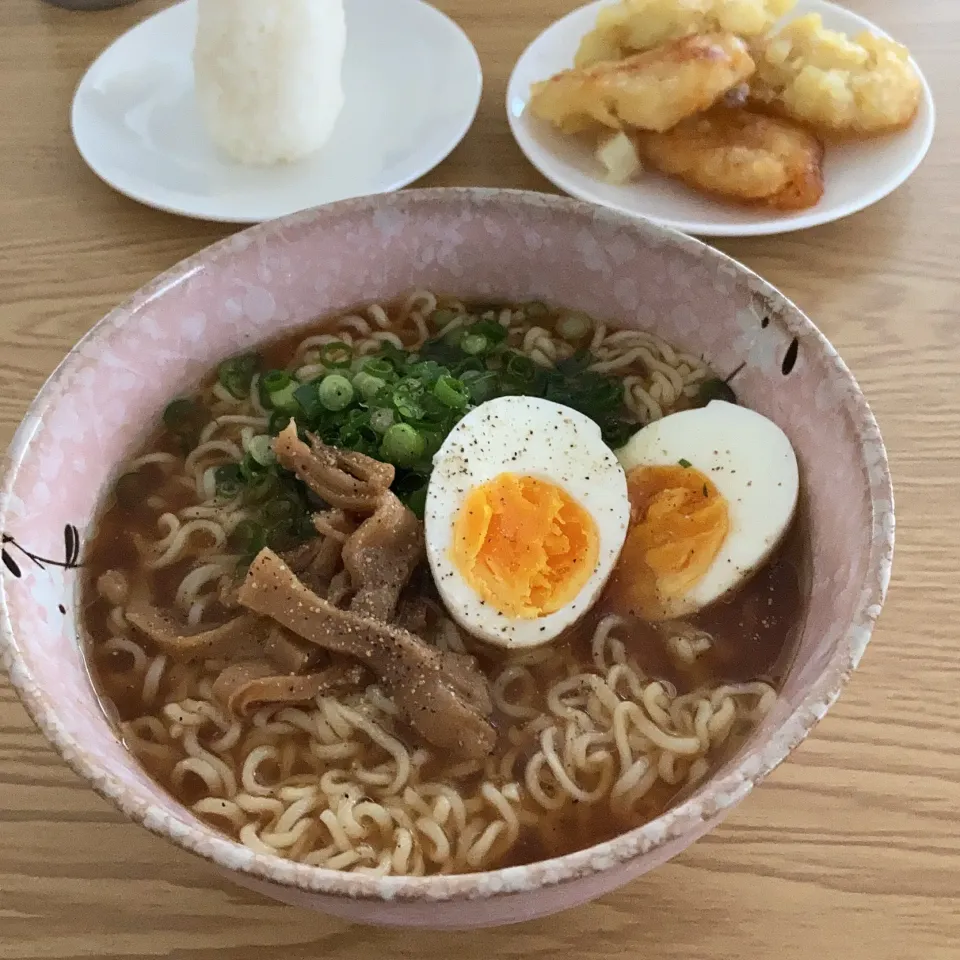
[557,313,590,340]
[230,518,267,556]
[433,374,469,410]
[453,356,485,376]
[555,350,592,376]
[292,382,324,419]
[418,337,464,367]
[392,379,425,420]
[418,428,445,459]
[262,370,292,392]
[247,434,276,466]
[679,458,692,469]
[267,382,299,413]
[403,483,428,519]
[370,408,396,434]
[217,352,261,399]
[469,319,508,344]
[378,341,409,372]
[244,469,277,502]
[461,334,488,356]
[381,423,426,467]
[461,370,498,404]
[320,341,353,368]
[603,418,636,448]
[698,378,737,405]
[114,473,144,508]
[262,498,296,525]
[163,397,198,432]
[419,393,448,421]
[259,370,299,413]
[430,308,461,329]
[444,326,467,348]
[407,360,446,385]
[505,352,537,383]
[318,374,355,411]
[352,371,386,401]
[214,463,244,499]
[338,424,379,458]
[362,358,395,381]
[162,397,204,447]
[268,410,293,435]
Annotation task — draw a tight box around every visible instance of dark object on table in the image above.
[41,0,140,8]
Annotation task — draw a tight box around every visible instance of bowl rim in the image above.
[0,187,894,904]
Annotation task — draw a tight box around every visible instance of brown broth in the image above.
[81,298,806,872]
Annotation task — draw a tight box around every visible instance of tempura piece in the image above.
[751,14,922,136]
[596,131,644,183]
[575,0,796,67]
[636,108,825,210]
[530,33,755,134]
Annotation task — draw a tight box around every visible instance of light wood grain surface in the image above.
[1,1,958,957]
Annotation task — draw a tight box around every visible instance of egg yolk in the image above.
[609,464,729,621]
[451,473,600,619]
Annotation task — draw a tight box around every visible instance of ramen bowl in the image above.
[0,188,892,928]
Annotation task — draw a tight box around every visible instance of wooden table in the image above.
[1,1,957,957]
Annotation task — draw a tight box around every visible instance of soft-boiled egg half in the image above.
[611,400,799,621]
[425,396,630,650]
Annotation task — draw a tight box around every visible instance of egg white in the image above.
[615,400,799,619]
[425,396,630,650]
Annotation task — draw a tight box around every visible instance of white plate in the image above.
[72,0,483,223]
[507,0,935,237]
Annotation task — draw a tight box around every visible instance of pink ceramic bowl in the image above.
[0,189,893,928]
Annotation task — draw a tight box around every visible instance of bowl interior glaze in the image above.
[0,189,892,928]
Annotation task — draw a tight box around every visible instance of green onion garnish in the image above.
[362,358,395,381]
[557,313,590,340]
[433,374,469,410]
[162,397,204,448]
[320,341,353,368]
[352,371,386,401]
[392,379,426,420]
[247,434,276,467]
[461,333,488,356]
[318,374,355,412]
[370,407,396,434]
[114,473,144,508]
[259,370,299,413]
[230,518,267,556]
[381,423,426,467]
[262,370,292,391]
[214,463,244,499]
[268,383,299,413]
[698,378,737,405]
[268,410,293,435]
[505,352,537,384]
[461,370,498,404]
[430,308,461,329]
[469,319,508,344]
[444,326,468,348]
[262,498,295,524]
[217,352,261,399]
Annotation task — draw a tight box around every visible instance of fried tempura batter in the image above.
[575,0,796,67]
[751,14,922,137]
[530,33,755,134]
[636,108,825,210]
